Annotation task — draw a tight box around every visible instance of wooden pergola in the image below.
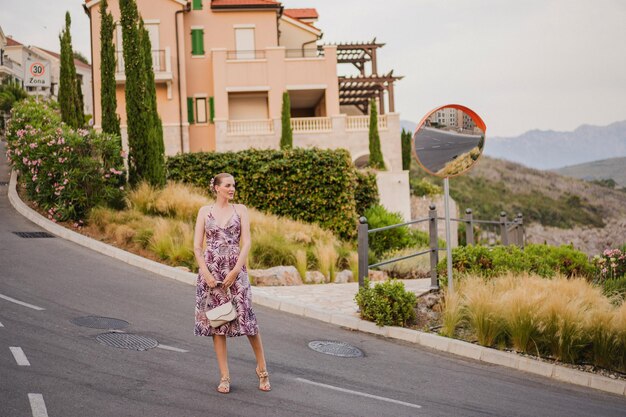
[321,38,403,114]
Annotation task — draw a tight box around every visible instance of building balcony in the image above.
[216,113,402,171]
[225,115,388,136]
[115,48,173,97]
[0,55,22,80]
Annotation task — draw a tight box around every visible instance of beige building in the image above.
[0,26,23,83]
[85,0,410,219]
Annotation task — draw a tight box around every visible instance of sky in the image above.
[2,0,626,137]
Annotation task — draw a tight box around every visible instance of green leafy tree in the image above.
[280,91,293,149]
[59,12,85,128]
[0,79,27,113]
[401,128,412,170]
[368,98,385,170]
[140,19,165,186]
[99,0,121,138]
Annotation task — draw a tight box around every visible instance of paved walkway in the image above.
[253,279,432,317]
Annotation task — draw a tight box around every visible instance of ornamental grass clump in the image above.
[440,289,463,338]
[315,240,338,282]
[497,276,541,353]
[462,276,505,346]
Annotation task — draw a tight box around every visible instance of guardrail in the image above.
[357,206,525,289]
[346,115,388,131]
[291,117,332,133]
[227,119,274,135]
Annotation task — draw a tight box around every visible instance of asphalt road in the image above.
[413,127,482,173]
[1,142,625,416]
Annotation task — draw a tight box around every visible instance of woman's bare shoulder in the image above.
[197,205,212,216]
[235,203,248,212]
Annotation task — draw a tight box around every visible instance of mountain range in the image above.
[401,119,626,171]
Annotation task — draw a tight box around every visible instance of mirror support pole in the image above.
[444,177,454,294]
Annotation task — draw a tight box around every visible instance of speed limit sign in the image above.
[24,56,50,87]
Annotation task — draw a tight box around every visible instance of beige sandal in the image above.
[217,375,231,394]
[256,367,271,392]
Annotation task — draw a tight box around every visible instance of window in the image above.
[192,0,203,10]
[196,97,207,123]
[191,28,204,56]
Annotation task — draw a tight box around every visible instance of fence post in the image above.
[500,211,509,246]
[357,216,369,289]
[428,204,439,290]
[465,208,474,245]
[517,212,524,249]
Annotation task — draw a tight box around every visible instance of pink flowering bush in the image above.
[5,99,125,222]
[593,247,626,282]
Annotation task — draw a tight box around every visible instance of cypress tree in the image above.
[120,0,148,186]
[368,98,385,170]
[140,19,165,186]
[59,12,84,128]
[401,128,412,170]
[280,91,293,149]
[100,0,121,137]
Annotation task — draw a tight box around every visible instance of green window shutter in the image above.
[192,0,203,10]
[191,29,204,55]
[187,97,194,124]
[209,97,215,123]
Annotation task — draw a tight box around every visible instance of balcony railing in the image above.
[346,115,388,131]
[227,119,274,135]
[116,49,168,74]
[291,117,332,133]
[226,50,266,60]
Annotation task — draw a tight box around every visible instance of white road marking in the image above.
[157,344,188,353]
[28,393,49,417]
[415,147,425,150]
[0,321,4,327]
[10,346,31,366]
[296,377,422,410]
[0,293,45,311]
[432,145,441,148]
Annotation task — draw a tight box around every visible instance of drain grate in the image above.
[308,341,364,358]
[13,231,55,238]
[71,316,129,330]
[95,332,158,351]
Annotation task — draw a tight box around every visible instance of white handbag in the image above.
[204,287,237,328]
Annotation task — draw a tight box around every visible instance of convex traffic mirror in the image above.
[412,104,486,177]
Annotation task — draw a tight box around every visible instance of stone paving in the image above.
[252,278,433,317]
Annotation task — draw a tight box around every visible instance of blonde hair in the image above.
[210,173,234,195]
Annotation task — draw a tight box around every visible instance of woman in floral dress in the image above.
[193,173,270,394]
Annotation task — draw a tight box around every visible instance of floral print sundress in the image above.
[194,205,259,337]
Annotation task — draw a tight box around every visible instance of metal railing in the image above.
[291,117,332,133]
[116,49,167,73]
[357,206,525,289]
[226,50,266,60]
[346,115,388,131]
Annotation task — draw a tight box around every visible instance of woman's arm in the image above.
[193,205,217,287]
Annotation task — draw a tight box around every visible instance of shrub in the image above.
[593,248,626,283]
[603,276,626,301]
[354,170,379,215]
[440,243,593,279]
[410,177,442,197]
[167,148,358,240]
[355,279,417,327]
[6,99,125,221]
[378,247,431,279]
[364,205,412,257]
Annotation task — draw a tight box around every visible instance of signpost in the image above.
[412,104,487,294]
[24,56,51,88]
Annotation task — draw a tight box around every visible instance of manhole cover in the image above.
[95,332,158,351]
[0,181,8,186]
[71,316,129,330]
[308,341,363,358]
[12,231,55,238]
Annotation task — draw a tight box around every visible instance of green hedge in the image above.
[355,279,417,327]
[167,148,358,239]
[439,243,593,279]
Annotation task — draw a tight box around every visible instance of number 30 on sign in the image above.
[24,57,50,87]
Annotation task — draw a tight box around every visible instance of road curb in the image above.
[8,170,626,398]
